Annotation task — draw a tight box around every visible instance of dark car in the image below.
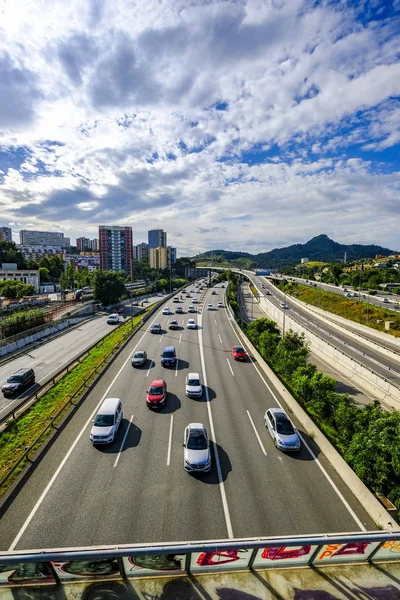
[169,319,179,330]
[150,322,161,334]
[231,346,247,361]
[175,306,183,314]
[2,368,35,397]
[161,346,177,367]
[131,350,147,367]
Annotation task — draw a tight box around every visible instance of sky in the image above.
[0,0,399,256]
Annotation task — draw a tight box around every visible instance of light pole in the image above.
[130,259,133,330]
[169,255,172,294]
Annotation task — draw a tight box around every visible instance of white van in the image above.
[90,398,123,444]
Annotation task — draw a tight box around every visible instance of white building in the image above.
[19,230,70,247]
[0,263,39,291]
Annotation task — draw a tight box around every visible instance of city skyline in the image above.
[0,1,399,253]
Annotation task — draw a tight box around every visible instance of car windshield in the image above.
[187,378,200,386]
[94,414,114,427]
[149,386,164,395]
[235,347,245,353]
[276,416,295,435]
[152,324,160,329]
[163,351,175,358]
[134,352,144,359]
[187,430,208,450]
[7,375,23,383]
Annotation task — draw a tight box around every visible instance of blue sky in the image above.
[0,0,399,254]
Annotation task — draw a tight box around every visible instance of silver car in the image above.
[183,423,211,472]
[131,350,147,367]
[264,408,300,451]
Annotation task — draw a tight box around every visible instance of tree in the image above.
[0,241,27,269]
[158,278,168,290]
[93,270,126,306]
[0,280,36,298]
[273,331,310,379]
[39,267,50,283]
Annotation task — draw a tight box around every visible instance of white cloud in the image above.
[0,0,399,254]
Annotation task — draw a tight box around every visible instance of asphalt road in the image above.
[238,282,373,407]
[0,296,161,419]
[0,283,375,552]
[247,274,400,391]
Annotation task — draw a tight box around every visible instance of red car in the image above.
[146,379,167,408]
[231,345,247,361]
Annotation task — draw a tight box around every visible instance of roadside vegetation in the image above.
[0,308,47,339]
[277,281,400,337]
[223,272,400,519]
[0,308,151,497]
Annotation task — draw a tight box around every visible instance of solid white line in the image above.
[224,312,366,532]
[8,319,154,551]
[226,357,235,377]
[246,410,267,456]
[114,415,133,468]
[198,312,233,539]
[175,359,179,376]
[146,360,153,377]
[218,333,223,344]
[167,415,174,466]
[179,333,182,344]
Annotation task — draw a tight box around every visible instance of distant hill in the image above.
[194,235,397,268]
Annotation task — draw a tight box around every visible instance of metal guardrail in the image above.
[0,530,399,587]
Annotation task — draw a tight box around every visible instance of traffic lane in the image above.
[6,310,225,548]
[202,307,374,535]
[254,279,400,381]
[0,314,125,415]
[0,312,166,550]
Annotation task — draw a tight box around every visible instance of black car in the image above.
[150,323,161,334]
[161,346,177,367]
[2,368,35,397]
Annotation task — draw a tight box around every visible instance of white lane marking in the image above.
[159,334,164,343]
[179,333,182,344]
[167,415,174,466]
[198,311,233,539]
[8,320,154,551]
[246,410,267,456]
[182,319,185,326]
[146,360,154,377]
[167,318,170,324]
[114,415,134,468]
[215,319,218,326]
[175,359,179,376]
[224,312,367,532]
[226,357,235,377]
[218,334,223,344]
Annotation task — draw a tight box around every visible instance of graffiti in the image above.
[382,541,400,553]
[0,562,54,585]
[196,550,248,566]
[318,543,370,561]
[127,554,183,572]
[261,546,312,560]
[52,559,120,578]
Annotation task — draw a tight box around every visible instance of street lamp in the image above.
[130,259,133,330]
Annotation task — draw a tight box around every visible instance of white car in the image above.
[107,313,119,324]
[187,319,196,329]
[280,302,289,309]
[217,301,224,308]
[192,298,199,304]
[183,423,211,472]
[264,408,300,451]
[188,305,196,313]
[185,373,202,397]
[162,307,171,315]
[207,304,213,310]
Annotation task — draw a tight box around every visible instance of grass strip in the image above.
[282,283,400,338]
[0,309,151,497]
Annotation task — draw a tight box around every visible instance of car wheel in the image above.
[274,438,278,448]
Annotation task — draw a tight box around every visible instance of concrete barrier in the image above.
[228,310,399,530]
[0,318,84,357]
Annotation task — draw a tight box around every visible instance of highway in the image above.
[0,282,375,551]
[246,274,400,392]
[0,296,161,419]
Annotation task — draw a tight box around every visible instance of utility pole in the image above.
[130,260,133,330]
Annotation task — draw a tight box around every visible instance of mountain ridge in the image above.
[195,235,397,268]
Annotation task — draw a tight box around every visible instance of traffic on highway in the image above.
[0,279,374,552]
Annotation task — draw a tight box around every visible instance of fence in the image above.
[0,531,399,587]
